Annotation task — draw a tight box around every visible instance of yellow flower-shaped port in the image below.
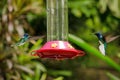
[67,44,73,48]
[51,43,58,48]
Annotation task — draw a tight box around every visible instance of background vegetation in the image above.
[0,0,120,80]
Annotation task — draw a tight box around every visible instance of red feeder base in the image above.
[32,41,85,59]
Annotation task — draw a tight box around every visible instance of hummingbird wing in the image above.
[27,35,45,44]
[98,41,105,55]
[105,35,120,43]
[28,35,45,40]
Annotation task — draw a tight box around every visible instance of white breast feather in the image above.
[98,41,105,55]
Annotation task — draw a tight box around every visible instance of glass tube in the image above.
[47,0,68,41]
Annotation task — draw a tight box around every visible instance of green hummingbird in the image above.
[94,32,120,55]
[11,33,44,47]
[11,33,30,47]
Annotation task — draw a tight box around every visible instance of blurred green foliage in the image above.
[0,0,120,80]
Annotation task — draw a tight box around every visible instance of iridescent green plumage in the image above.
[11,33,30,47]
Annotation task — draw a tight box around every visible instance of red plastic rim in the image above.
[32,41,85,59]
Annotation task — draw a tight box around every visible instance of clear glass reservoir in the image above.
[47,0,68,41]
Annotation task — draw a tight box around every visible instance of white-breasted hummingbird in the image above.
[94,32,120,55]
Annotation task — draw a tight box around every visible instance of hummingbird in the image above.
[94,32,120,55]
[11,33,45,47]
[11,33,30,47]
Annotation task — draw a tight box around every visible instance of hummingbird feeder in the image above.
[32,0,85,59]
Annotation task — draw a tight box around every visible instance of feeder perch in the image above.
[32,0,85,59]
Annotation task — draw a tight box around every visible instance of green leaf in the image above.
[48,70,72,77]
[54,76,64,80]
[22,73,32,80]
[106,72,120,80]
[40,73,47,80]
[34,65,41,80]
[28,39,43,53]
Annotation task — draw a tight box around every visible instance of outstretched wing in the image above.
[28,35,45,40]
[28,35,45,44]
[105,35,120,43]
